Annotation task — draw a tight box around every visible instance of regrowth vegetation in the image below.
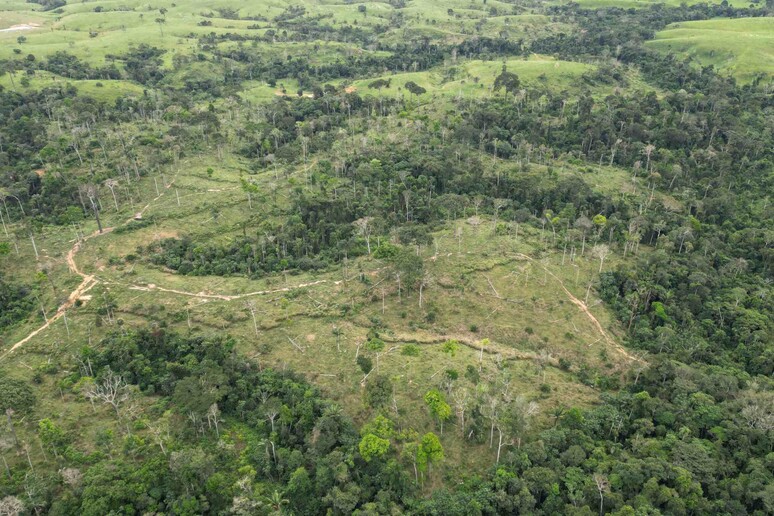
[0,0,772,514]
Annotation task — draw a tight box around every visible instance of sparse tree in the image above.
[424,389,452,434]
[574,216,593,256]
[81,185,103,233]
[84,368,131,419]
[354,217,373,255]
[591,244,611,273]
[104,179,120,211]
[593,473,610,516]
[155,17,166,37]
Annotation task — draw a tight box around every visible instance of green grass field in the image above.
[0,70,143,101]
[359,56,592,96]
[648,17,774,82]
[0,0,558,65]
[552,0,751,8]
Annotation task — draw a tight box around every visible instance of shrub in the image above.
[401,344,420,356]
[356,356,373,374]
[0,376,36,413]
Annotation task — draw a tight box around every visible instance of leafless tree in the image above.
[642,144,656,173]
[80,184,103,233]
[263,400,280,434]
[146,418,170,456]
[419,272,431,308]
[591,244,611,273]
[4,410,17,447]
[84,368,131,419]
[593,473,610,516]
[354,217,374,255]
[0,496,24,516]
[245,301,259,337]
[472,196,484,218]
[59,468,83,489]
[677,227,693,254]
[574,216,593,256]
[207,403,223,437]
[452,388,470,437]
[609,138,622,166]
[104,179,120,211]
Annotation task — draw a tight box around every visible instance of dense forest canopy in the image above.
[0,0,771,514]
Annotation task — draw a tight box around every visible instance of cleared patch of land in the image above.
[647,17,774,82]
[554,0,750,8]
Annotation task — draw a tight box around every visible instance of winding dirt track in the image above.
[0,229,107,359]
[510,252,643,363]
[1,178,176,360]
[127,278,341,301]
[2,175,637,365]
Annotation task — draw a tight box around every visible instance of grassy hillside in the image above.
[648,17,774,82]
[553,0,752,8]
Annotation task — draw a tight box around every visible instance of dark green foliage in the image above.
[29,0,66,11]
[65,329,411,514]
[145,234,333,277]
[389,247,424,292]
[1,2,772,513]
[401,344,420,356]
[364,374,392,408]
[0,375,36,412]
[0,274,35,330]
[356,355,373,374]
[115,45,166,85]
[404,81,426,96]
[493,64,520,95]
[412,360,774,515]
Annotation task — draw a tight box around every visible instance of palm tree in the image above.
[155,17,166,37]
[262,490,289,514]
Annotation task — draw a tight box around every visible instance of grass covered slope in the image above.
[648,17,774,82]
[552,0,752,8]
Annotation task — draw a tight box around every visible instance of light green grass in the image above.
[0,0,565,65]
[0,70,144,101]
[553,0,750,8]
[337,56,594,101]
[647,17,774,83]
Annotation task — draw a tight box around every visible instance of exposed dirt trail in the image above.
[1,178,176,359]
[127,278,341,301]
[428,249,637,361]
[510,252,643,363]
[0,23,40,33]
[0,229,108,359]
[3,173,638,366]
[381,332,552,364]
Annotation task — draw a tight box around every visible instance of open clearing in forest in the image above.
[0,0,575,104]
[0,132,653,470]
[0,0,669,478]
[555,0,751,8]
[0,137,650,475]
[648,17,774,83]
